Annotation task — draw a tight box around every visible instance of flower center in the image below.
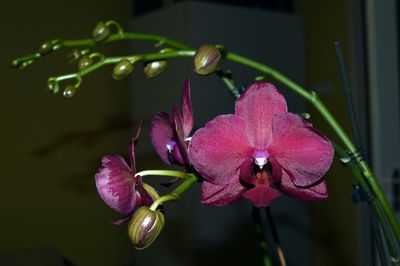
[166,141,177,153]
[253,151,269,169]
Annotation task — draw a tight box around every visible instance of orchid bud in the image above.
[112,59,133,80]
[92,22,110,42]
[63,85,77,98]
[66,49,81,64]
[128,206,165,250]
[47,78,59,93]
[39,40,53,55]
[194,44,221,75]
[78,56,93,70]
[143,60,167,79]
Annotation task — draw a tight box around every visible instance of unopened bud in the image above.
[112,59,133,80]
[194,44,221,75]
[78,56,93,70]
[143,60,167,79]
[63,85,77,98]
[66,49,81,64]
[92,22,110,42]
[128,206,164,250]
[39,40,53,55]
[47,79,59,92]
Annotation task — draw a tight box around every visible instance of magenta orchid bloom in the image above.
[150,79,193,167]
[95,122,155,224]
[189,82,334,207]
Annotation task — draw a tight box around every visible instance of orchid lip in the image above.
[166,140,177,153]
[253,151,269,169]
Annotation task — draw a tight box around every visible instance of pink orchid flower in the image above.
[189,82,334,207]
[95,122,155,224]
[150,79,193,167]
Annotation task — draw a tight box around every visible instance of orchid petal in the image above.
[235,82,287,149]
[239,158,256,185]
[242,184,281,207]
[279,170,328,200]
[95,155,136,215]
[269,113,334,187]
[180,78,194,137]
[173,108,190,166]
[190,114,253,185]
[129,119,142,173]
[201,180,246,206]
[135,176,154,206]
[150,112,174,164]
[112,215,132,226]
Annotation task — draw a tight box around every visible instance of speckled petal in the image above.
[150,112,174,164]
[190,114,253,185]
[201,180,246,206]
[242,185,281,207]
[95,155,136,215]
[269,113,334,187]
[235,82,287,149]
[181,79,194,137]
[279,170,328,200]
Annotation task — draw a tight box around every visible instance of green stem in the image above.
[135,170,187,179]
[334,143,399,264]
[252,207,273,266]
[149,173,198,211]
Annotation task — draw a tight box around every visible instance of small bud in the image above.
[112,59,133,80]
[47,79,59,92]
[66,49,81,64]
[17,60,34,70]
[143,60,167,79]
[63,85,77,98]
[92,22,110,42]
[39,40,53,55]
[78,56,93,70]
[194,44,221,75]
[128,206,164,250]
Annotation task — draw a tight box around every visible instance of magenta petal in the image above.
[180,79,194,137]
[95,155,136,215]
[173,108,190,166]
[129,119,142,173]
[150,112,174,164]
[135,176,154,206]
[112,215,131,226]
[279,170,328,200]
[239,158,256,185]
[201,180,246,206]
[189,114,253,185]
[269,113,334,187]
[242,185,281,207]
[235,82,288,149]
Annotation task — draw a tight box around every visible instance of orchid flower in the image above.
[150,79,193,167]
[95,121,159,224]
[189,82,334,207]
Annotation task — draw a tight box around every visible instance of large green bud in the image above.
[128,206,165,250]
[194,44,221,75]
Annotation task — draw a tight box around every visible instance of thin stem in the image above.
[252,207,273,266]
[135,170,187,179]
[265,207,287,266]
[149,173,198,211]
[334,143,399,263]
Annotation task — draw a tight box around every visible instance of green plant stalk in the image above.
[13,31,400,245]
[149,173,198,211]
[334,143,399,264]
[252,207,273,266]
[135,170,187,179]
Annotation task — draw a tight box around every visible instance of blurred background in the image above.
[1,0,399,265]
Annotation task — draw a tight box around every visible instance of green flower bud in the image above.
[66,49,81,64]
[47,79,59,92]
[17,60,34,70]
[78,56,93,70]
[143,60,167,79]
[194,44,221,75]
[112,59,133,80]
[63,85,77,98]
[92,22,110,42]
[39,40,53,55]
[128,207,165,250]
